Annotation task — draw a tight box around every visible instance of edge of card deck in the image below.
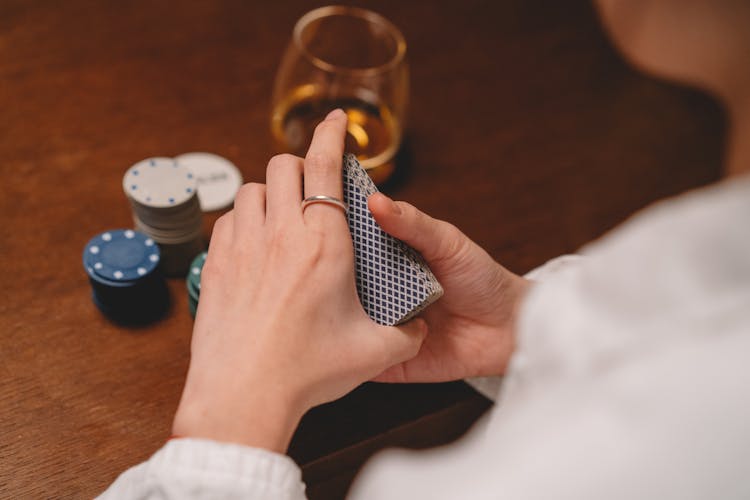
[342,154,443,325]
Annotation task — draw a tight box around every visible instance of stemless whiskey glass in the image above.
[271,6,409,185]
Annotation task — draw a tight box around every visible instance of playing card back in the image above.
[342,154,443,325]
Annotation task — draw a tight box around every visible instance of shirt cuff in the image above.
[523,254,583,282]
[101,438,305,499]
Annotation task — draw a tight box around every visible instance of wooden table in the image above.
[0,0,724,497]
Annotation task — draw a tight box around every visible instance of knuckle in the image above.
[406,203,436,233]
[441,220,461,239]
[266,154,299,175]
[245,181,265,193]
[307,240,325,267]
[437,222,468,261]
[266,227,325,269]
[314,119,334,135]
[212,212,232,236]
[200,254,222,286]
[235,182,264,202]
[269,153,297,166]
[268,226,294,253]
[304,230,326,261]
[292,228,326,267]
[305,152,336,174]
[400,201,419,220]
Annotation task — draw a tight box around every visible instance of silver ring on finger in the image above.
[301,195,348,215]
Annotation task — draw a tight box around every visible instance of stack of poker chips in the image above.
[186,251,207,318]
[123,157,205,276]
[83,229,169,324]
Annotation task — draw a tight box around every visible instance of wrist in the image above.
[484,272,532,377]
[172,376,305,453]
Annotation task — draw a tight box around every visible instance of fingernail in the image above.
[326,108,345,120]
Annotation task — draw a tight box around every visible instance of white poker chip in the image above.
[175,152,243,212]
[123,157,198,208]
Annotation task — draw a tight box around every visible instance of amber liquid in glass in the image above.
[272,84,400,184]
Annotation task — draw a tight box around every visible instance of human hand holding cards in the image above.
[173,110,528,449]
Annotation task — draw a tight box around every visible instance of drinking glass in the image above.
[271,6,409,185]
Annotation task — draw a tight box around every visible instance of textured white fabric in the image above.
[101,176,750,500]
[99,438,305,499]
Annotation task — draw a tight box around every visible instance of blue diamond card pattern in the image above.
[343,155,443,325]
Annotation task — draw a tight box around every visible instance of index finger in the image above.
[303,109,348,216]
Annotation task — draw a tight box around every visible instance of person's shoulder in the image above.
[581,174,750,262]
[511,175,750,392]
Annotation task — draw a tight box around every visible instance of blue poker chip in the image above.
[83,229,160,283]
[83,228,169,325]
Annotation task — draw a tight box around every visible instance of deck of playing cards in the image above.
[342,154,443,325]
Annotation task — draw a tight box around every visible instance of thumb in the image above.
[368,193,466,263]
[373,317,428,369]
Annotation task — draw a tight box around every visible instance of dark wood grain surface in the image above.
[0,0,724,498]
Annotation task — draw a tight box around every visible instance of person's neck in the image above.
[724,91,750,177]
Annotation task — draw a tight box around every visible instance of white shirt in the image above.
[101,176,750,499]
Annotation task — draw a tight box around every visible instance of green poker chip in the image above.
[185,251,207,317]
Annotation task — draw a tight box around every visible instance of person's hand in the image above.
[172,110,426,452]
[368,194,530,383]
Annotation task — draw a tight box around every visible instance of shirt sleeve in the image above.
[350,178,750,500]
[98,438,306,500]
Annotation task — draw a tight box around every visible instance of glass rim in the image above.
[293,5,407,76]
